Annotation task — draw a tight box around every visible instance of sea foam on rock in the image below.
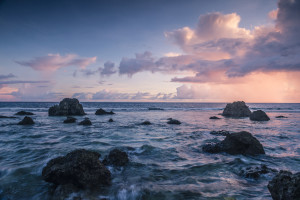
[250,110,270,121]
[48,98,86,116]
[202,131,265,155]
[222,101,251,117]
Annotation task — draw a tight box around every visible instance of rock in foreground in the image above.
[240,165,277,179]
[268,170,300,200]
[79,118,92,125]
[167,118,181,125]
[203,131,265,155]
[18,116,35,125]
[95,108,115,115]
[103,149,129,166]
[42,149,111,188]
[222,101,251,117]
[15,111,34,115]
[63,116,77,123]
[250,110,270,121]
[48,98,86,116]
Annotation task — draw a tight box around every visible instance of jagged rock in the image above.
[167,118,181,125]
[95,108,115,115]
[140,121,151,125]
[42,149,111,188]
[102,149,129,166]
[63,117,77,123]
[210,130,230,136]
[209,116,221,119]
[276,115,288,118]
[18,116,35,125]
[222,101,251,117]
[268,170,300,200]
[202,131,265,155]
[15,111,34,115]
[79,118,92,125]
[108,118,114,122]
[0,115,16,118]
[250,110,270,121]
[240,165,277,179]
[48,98,85,116]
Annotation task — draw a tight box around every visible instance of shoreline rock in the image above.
[108,118,114,122]
[0,115,17,118]
[240,165,277,179]
[140,121,151,125]
[209,116,221,119]
[210,130,230,136]
[103,149,129,166]
[167,118,181,125]
[276,115,288,118]
[18,116,35,125]
[222,101,251,118]
[15,111,34,115]
[79,118,92,125]
[63,116,77,123]
[95,108,115,115]
[250,110,270,121]
[48,98,86,116]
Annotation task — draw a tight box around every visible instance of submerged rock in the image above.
[240,165,277,179]
[95,108,115,115]
[167,118,181,125]
[63,116,77,123]
[18,116,35,125]
[79,118,92,125]
[268,170,300,200]
[276,115,288,118]
[209,116,221,119]
[250,110,270,121]
[202,131,265,155]
[0,115,16,118]
[48,98,86,116]
[140,121,151,125]
[210,130,230,136]
[222,101,251,117]
[103,149,129,166]
[42,149,111,188]
[15,111,34,115]
[148,107,164,111]
[108,118,114,122]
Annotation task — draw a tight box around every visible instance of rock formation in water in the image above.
[108,118,114,122]
[79,118,92,125]
[15,111,34,115]
[240,165,277,179]
[18,116,35,125]
[48,98,86,116]
[103,149,129,166]
[95,108,115,115]
[275,115,288,118]
[210,130,230,136]
[140,121,151,125]
[63,116,77,123]
[250,110,270,121]
[167,118,181,125]
[209,116,221,119]
[222,101,251,117]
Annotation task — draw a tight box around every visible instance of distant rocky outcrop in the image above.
[240,165,277,179]
[210,130,230,136]
[268,170,300,200]
[15,111,34,115]
[103,149,129,166]
[250,110,270,121]
[95,108,115,115]
[209,116,221,119]
[48,98,86,116]
[222,101,251,117]
[42,149,111,189]
[0,115,16,118]
[108,118,114,122]
[63,116,77,123]
[140,121,151,125]
[202,131,265,155]
[167,118,181,125]
[18,116,35,125]
[276,115,288,119]
[148,107,164,111]
[79,118,92,125]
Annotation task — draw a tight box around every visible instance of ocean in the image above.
[0,102,299,200]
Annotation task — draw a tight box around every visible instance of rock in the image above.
[18,116,35,125]
[250,110,270,121]
[15,111,34,115]
[108,118,114,122]
[222,101,251,117]
[51,184,80,200]
[210,130,230,136]
[102,149,129,166]
[79,118,92,125]
[48,98,86,116]
[276,115,288,118]
[240,164,277,179]
[209,116,221,119]
[268,170,300,200]
[0,115,16,118]
[95,108,115,115]
[63,116,77,123]
[140,121,151,125]
[148,107,164,110]
[202,131,265,155]
[42,149,111,188]
[167,118,181,125]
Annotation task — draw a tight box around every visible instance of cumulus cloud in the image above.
[0,73,16,80]
[100,61,117,76]
[16,54,97,71]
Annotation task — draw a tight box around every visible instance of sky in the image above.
[0,0,299,102]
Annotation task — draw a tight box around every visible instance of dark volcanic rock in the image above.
[95,108,115,115]
[63,117,77,123]
[103,149,129,167]
[42,149,111,188]
[210,130,230,136]
[222,101,251,117]
[140,121,151,125]
[209,116,221,119]
[167,118,181,125]
[202,131,265,155]
[79,118,92,125]
[18,116,35,125]
[276,115,288,118]
[15,111,34,115]
[48,98,86,116]
[108,118,114,122]
[268,170,300,200]
[250,110,270,121]
[240,165,277,179]
[0,115,16,118]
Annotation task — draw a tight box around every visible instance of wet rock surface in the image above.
[79,118,92,125]
[268,170,300,200]
[140,121,151,125]
[222,101,251,117]
[48,98,86,116]
[108,118,114,122]
[250,110,270,121]
[210,130,230,136]
[276,115,288,118]
[18,116,35,125]
[63,116,77,123]
[209,116,221,119]
[0,115,16,118]
[103,149,129,166]
[203,131,265,155]
[95,108,115,115]
[240,164,277,179]
[167,118,181,125]
[15,111,34,115]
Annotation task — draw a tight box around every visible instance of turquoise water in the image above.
[0,102,299,199]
